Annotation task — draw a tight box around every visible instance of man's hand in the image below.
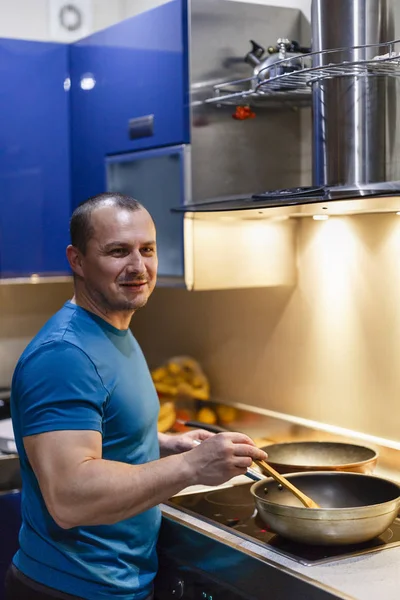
[181,432,268,487]
[158,429,214,457]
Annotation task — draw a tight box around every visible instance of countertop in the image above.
[162,474,400,600]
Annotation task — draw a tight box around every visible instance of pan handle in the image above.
[244,467,264,482]
[182,420,229,434]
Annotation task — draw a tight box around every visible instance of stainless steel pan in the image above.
[251,471,400,545]
[260,441,378,474]
[183,421,378,474]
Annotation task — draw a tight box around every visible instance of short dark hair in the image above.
[70,192,143,254]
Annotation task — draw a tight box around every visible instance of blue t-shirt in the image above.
[10,301,161,600]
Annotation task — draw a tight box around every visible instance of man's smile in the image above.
[119,281,147,288]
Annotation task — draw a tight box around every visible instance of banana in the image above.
[154,382,177,396]
[157,405,177,433]
[152,355,211,402]
[158,400,175,419]
[151,367,168,382]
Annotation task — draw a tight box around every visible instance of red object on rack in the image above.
[232,105,256,120]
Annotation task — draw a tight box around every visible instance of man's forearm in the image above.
[51,453,193,529]
[158,432,178,457]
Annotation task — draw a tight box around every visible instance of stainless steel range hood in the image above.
[180,0,400,218]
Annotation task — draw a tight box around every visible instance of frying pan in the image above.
[259,441,377,474]
[251,471,400,545]
[183,421,378,474]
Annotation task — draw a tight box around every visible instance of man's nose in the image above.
[127,251,145,273]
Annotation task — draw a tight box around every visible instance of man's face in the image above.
[78,204,158,314]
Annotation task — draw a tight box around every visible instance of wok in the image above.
[183,421,378,474]
[251,471,400,545]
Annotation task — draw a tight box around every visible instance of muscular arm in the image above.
[24,429,267,530]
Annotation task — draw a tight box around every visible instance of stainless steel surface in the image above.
[262,441,378,474]
[203,400,400,482]
[184,0,400,216]
[189,0,305,203]
[251,471,400,545]
[246,37,310,87]
[207,41,400,108]
[311,0,400,186]
[255,458,321,508]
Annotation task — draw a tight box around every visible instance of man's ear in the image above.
[66,245,84,277]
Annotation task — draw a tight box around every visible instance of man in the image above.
[8,193,267,600]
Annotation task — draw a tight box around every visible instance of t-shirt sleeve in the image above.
[14,341,108,437]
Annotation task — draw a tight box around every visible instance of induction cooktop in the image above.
[169,482,400,566]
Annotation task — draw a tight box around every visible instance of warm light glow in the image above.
[313,215,329,221]
[309,218,357,302]
[184,215,297,289]
[30,274,40,284]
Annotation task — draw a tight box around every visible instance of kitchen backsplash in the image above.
[0,282,73,386]
[132,211,400,444]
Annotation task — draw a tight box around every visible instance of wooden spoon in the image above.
[254,459,320,509]
[184,420,320,508]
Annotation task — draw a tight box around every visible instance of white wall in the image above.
[0,0,310,41]
[0,0,125,41]
[229,0,310,21]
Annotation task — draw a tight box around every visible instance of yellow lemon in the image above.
[216,404,238,424]
[196,407,218,425]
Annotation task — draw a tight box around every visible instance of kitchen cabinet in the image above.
[69,0,190,206]
[0,491,21,600]
[0,39,71,278]
[0,0,189,281]
[69,0,189,283]
[106,145,186,281]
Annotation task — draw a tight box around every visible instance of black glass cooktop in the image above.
[169,482,400,566]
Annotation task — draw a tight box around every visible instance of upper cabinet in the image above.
[106,145,187,282]
[0,0,189,281]
[0,39,71,278]
[69,0,190,283]
[69,0,190,205]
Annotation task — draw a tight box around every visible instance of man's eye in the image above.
[110,248,127,257]
[141,247,155,255]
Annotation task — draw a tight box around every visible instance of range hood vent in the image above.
[183,0,400,217]
[175,183,400,216]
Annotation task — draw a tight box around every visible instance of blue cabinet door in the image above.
[0,39,71,277]
[69,0,190,208]
[106,145,186,281]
